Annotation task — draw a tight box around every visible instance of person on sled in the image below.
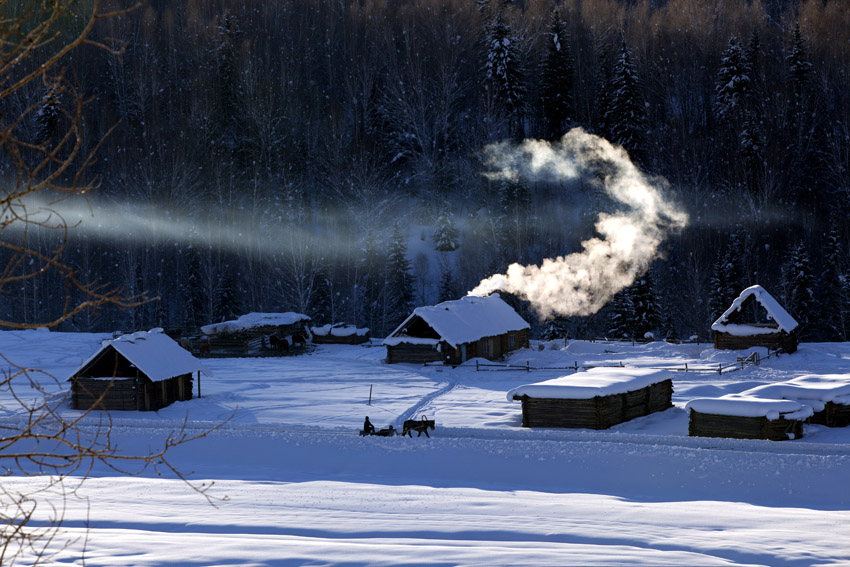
[363,416,376,435]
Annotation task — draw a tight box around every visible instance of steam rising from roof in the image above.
[470,128,688,318]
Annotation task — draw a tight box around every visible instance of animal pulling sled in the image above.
[402,415,436,438]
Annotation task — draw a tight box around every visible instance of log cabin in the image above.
[69,329,211,411]
[712,285,799,353]
[384,294,530,365]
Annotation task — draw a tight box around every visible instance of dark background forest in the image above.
[2,0,849,342]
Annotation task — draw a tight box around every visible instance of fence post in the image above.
[368,384,372,405]
[684,362,688,372]
[526,360,530,372]
[476,360,479,372]
[575,361,579,371]
[718,363,722,375]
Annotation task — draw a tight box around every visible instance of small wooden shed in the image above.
[199,312,311,356]
[712,285,799,353]
[384,294,530,365]
[507,368,674,429]
[741,374,850,428]
[311,323,370,345]
[686,396,812,440]
[69,329,211,411]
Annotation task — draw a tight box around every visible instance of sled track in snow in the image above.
[19,414,847,460]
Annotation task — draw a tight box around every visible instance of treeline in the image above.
[3,0,850,341]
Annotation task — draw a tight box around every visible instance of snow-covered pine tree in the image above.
[722,233,745,304]
[496,177,531,264]
[607,287,633,339]
[783,241,815,335]
[542,316,569,342]
[738,112,764,194]
[714,37,751,122]
[593,45,613,141]
[631,269,659,340]
[384,223,415,332]
[708,256,729,324]
[820,220,848,341]
[484,11,527,139]
[539,9,574,140]
[606,38,646,164]
[437,265,456,304]
[433,208,460,252]
[34,88,60,145]
[786,22,813,108]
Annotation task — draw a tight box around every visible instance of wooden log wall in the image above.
[71,378,138,411]
[386,344,443,364]
[517,379,673,429]
[713,331,798,353]
[688,410,804,440]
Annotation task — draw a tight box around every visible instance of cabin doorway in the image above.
[460,344,467,363]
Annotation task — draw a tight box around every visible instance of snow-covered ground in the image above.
[2,330,850,566]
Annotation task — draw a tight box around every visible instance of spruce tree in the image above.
[715,37,751,123]
[539,9,574,140]
[631,269,659,340]
[783,241,815,335]
[820,220,848,341]
[433,209,460,252]
[34,89,60,145]
[606,38,646,163]
[384,223,415,332]
[608,287,633,339]
[542,316,569,342]
[484,11,527,139]
[786,22,813,108]
[437,265,456,304]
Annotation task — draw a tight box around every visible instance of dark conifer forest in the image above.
[3,0,849,341]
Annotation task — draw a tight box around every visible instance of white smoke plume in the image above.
[470,128,688,318]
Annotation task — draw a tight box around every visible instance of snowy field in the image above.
[2,330,850,566]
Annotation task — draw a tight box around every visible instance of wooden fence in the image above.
[470,347,783,376]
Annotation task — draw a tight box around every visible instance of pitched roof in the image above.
[74,329,212,382]
[386,294,529,348]
[711,285,798,336]
[201,312,310,335]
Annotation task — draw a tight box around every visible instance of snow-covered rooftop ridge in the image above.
[506,368,674,401]
[202,312,310,335]
[711,285,798,334]
[388,294,530,349]
[78,329,211,382]
[685,395,813,421]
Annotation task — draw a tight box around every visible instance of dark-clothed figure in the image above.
[363,416,376,435]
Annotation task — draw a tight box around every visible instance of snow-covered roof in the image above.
[711,285,798,335]
[74,328,211,382]
[685,395,813,421]
[202,312,310,335]
[311,324,369,338]
[387,294,530,349]
[740,374,850,412]
[507,368,674,401]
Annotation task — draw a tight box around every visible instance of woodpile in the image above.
[810,402,850,428]
[688,410,804,441]
[514,379,673,429]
